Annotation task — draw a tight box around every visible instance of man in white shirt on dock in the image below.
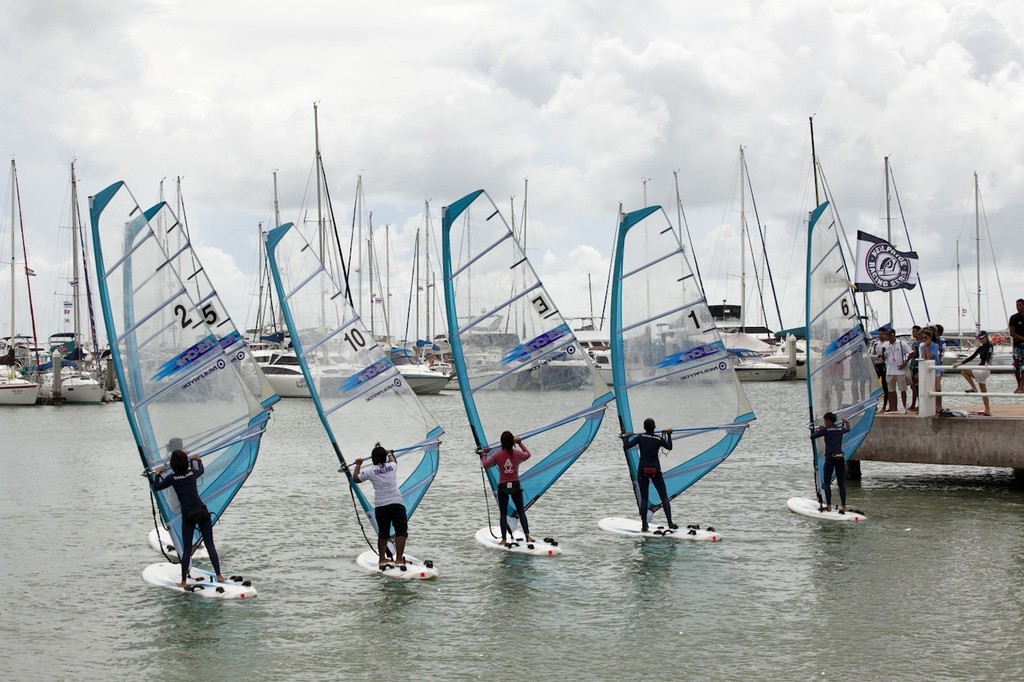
[883,329,912,413]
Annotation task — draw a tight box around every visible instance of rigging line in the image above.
[742,155,785,331]
[319,156,355,308]
[149,489,177,564]
[978,188,1009,324]
[674,171,705,297]
[480,465,498,539]
[598,204,621,332]
[889,164,930,322]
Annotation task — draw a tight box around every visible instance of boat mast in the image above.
[885,156,893,325]
[423,199,431,343]
[70,161,82,355]
[739,146,747,332]
[974,171,980,332]
[674,170,705,297]
[8,160,14,351]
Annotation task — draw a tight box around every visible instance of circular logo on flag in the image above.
[864,243,911,290]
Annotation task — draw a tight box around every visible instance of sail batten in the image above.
[442,189,611,518]
[610,205,753,515]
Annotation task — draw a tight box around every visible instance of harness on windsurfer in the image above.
[622,418,677,533]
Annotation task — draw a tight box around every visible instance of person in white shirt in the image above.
[353,444,408,570]
[882,329,912,413]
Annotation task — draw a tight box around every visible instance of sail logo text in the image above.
[824,328,861,357]
[501,324,571,365]
[152,335,219,381]
[341,358,393,393]
[181,358,227,390]
[656,341,725,368]
[526,345,575,374]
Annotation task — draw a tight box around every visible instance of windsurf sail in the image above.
[441,189,611,527]
[89,182,277,559]
[610,206,753,518]
[805,201,881,499]
[263,221,442,539]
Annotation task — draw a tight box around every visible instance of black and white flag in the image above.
[854,231,919,292]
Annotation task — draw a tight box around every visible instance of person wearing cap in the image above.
[809,412,851,513]
[149,439,225,588]
[353,443,408,569]
[953,331,994,415]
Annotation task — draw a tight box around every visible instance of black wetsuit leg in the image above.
[651,471,673,525]
[180,518,196,583]
[821,457,835,507]
[834,458,847,506]
[496,489,510,540]
[638,475,651,529]
[510,488,529,536]
[196,518,221,577]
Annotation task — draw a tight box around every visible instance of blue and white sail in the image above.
[89,182,277,558]
[264,221,442,530]
[610,206,754,517]
[441,189,611,523]
[805,201,881,499]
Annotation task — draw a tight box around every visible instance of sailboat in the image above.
[598,205,754,540]
[264,220,443,580]
[90,181,277,597]
[39,162,104,404]
[786,201,880,522]
[441,189,612,555]
[1,160,41,406]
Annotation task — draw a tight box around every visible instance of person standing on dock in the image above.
[907,325,922,412]
[870,329,890,413]
[1010,299,1024,394]
[919,329,943,413]
[883,329,912,413]
[953,330,993,415]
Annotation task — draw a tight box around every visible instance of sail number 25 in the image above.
[174,303,219,328]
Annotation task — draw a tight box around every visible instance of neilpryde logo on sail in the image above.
[341,358,394,393]
[824,328,862,358]
[656,341,726,368]
[151,335,220,381]
[500,324,571,365]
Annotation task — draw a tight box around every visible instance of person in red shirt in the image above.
[479,431,533,546]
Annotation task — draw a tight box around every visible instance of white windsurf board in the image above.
[474,526,562,555]
[598,516,722,541]
[787,497,866,522]
[142,562,256,599]
[148,527,210,561]
[355,550,439,580]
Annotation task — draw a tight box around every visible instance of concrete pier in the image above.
[856,409,1024,470]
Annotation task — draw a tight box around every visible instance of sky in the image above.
[2,0,1023,345]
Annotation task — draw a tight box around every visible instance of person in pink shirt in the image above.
[479,431,534,546]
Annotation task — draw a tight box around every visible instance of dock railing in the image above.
[917,360,1023,417]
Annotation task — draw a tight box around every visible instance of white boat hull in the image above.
[38,373,105,403]
[0,379,39,405]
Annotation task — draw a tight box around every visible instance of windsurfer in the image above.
[809,412,851,513]
[622,418,676,532]
[479,431,534,546]
[353,444,408,569]
[150,438,225,588]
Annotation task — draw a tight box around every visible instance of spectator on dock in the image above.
[883,329,912,413]
[953,330,992,416]
[1010,299,1024,394]
[934,324,947,365]
[870,328,890,412]
[919,328,942,413]
[907,325,922,412]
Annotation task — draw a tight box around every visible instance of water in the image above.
[3,379,1024,680]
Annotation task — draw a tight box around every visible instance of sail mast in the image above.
[974,171,980,331]
[885,156,893,325]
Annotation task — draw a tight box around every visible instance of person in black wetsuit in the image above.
[622,418,675,532]
[150,439,224,588]
[809,412,851,513]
